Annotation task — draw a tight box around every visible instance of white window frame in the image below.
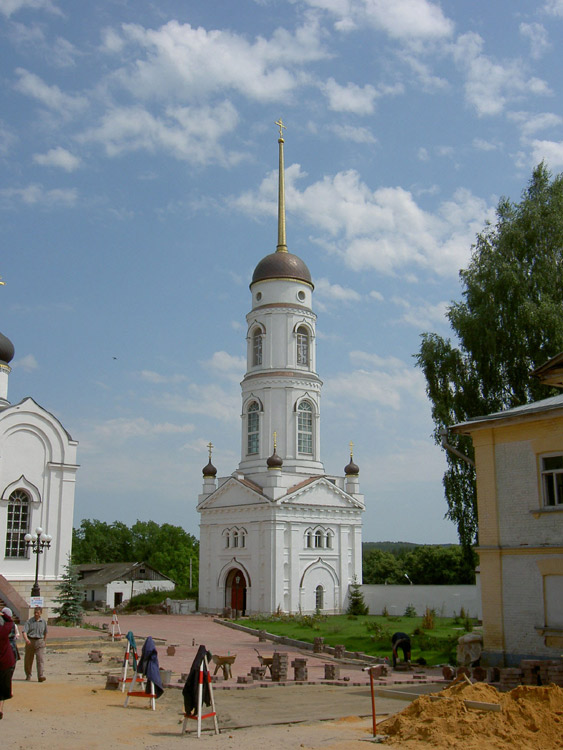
[252,327,263,367]
[5,489,30,558]
[298,400,313,454]
[247,401,260,455]
[540,453,563,507]
[296,326,309,366]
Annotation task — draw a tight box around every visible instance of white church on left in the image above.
[0,328,78,617]
[197,126,365,615]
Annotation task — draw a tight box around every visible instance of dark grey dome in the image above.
[251,252,313,288]
[344,458,359,476]
[0,332,14,365]
[267,450,283,469]
[202,459,217,478]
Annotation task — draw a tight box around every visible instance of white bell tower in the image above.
[238,121,324,477]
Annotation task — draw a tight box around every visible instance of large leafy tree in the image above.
[416,163,563,554]
[72,519,199,589]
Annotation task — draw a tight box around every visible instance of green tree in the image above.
[347,575,369,615]
[362,549,403,584]
[416,164,563,553]
[52,555,84,625]
[401,545,477,585]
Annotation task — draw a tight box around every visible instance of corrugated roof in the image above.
[453,392,563,432]
[76,561,174,586]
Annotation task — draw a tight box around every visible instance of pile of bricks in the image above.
[313,637,324,653]
[88,650,103,663]
[499,668,523,691]
[521,659,544,685]
[333,645,346,658]
[547,663,563,686]
[323,663,340,680]
[250,665,266,680]
[291,657,308,681]
[271,652,289,682]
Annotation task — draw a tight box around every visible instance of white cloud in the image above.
[322,78,379,114]
[13,353,38,371]
[417,147,429,161]
[159,383,240,423]
[0,0,60,17]
[304,0,454,40]
[201,351,246,381]
[544,0,563,16]
[92,417,195,442]
[78,101,243,166]
[234,166,494,277]
[0,183,77,206]
[369,290,384,301]
[472,138,497,151]
[315,277,362,303]
[0,122,16,156]
[324,351,427,410]
[109,18,328,103]
[519,22,550,59]
[33,146,81,171]
[530,139,563,169]
[329,124,377,143]
[140,370,189,384]
[451,32,550,116]
[508,111,563,138]
[391,297,449,328]
[14,68,87,119]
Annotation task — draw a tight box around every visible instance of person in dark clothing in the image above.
[0,610,16,719]
[391,632,411,668]
[183,645,213,716]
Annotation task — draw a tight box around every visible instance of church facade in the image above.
[0,329,78,614]
[197,129,364,615]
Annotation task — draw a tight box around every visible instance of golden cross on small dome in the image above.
[275,119,286,139]
[349,440,354,458]
[207,442,213,460]
[273,431,278,451]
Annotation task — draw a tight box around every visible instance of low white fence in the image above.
[359,583,481,620]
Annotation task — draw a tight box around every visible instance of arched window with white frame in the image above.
[315,585,324,611]
[247,401,260,454]
[233,531,239,548]
[326,531,333,549]
[252,327,263,367]
[314,529,323,548]
[296,325,310,366]
[298,400,313,454]
[5,488,30,558]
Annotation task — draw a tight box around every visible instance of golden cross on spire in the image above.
[275,118,286,139]
[207,442,213,460]
[273,431,277,451]
[349,440,354,458]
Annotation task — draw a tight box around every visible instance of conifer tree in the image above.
[53,555,84,625]
[347,575,368,615]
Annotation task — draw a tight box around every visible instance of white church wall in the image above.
[360,584,481,619]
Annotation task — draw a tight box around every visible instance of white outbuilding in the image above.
[197,128,365,615]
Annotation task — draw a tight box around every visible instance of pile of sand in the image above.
[380,681,563,749]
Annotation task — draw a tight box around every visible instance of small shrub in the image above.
[347,614,358,621]
[463,617,473,632]
[381,605,389,617]
[404,603,417,617]
[421,607,435,630]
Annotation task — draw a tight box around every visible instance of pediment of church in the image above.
[281,477,364,509]
[198,476,271,511]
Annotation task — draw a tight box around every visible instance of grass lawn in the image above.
[237,614,475,665]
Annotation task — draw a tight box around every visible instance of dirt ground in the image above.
[2,636,407,750]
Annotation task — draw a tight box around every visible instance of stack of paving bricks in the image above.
[333,645,346,658]
[546,661,563,686]
[291,657,308,681]
[521,659,544,685]
[250,665,266,680]
[313,637,324,653]
[271,652,289,682]
[324,663,340,680]
[499,668,523,691]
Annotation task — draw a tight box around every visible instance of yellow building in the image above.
[452,355,563,666]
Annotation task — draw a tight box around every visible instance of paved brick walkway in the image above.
[48,613,444,691]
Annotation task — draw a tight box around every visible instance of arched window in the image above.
[5,489,30,558]
[225,531,230,549]
[233,531,239,548]
[315,585,324,611]
[247,401,260,454]
[296,326,309,366]
[298,400,313,454]
[240,531,246,548]
[314,530,323,548]
[326,531,333,549]
[252,328,263,367]
[306,531,313,548]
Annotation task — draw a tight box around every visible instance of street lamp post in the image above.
[24,527,52,598]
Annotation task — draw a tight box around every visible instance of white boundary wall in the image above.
[360,583,481,620]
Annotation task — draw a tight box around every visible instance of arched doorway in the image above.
[226,568,247,616]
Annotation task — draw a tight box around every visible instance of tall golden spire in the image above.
[275,119,287,253]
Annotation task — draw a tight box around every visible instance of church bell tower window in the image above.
[247,401,260,454]
[298,400,313,454]
[296,326,309,366]
[5,488,30,558]
[252,328,263,367]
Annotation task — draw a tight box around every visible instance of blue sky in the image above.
[2,0,563,545]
